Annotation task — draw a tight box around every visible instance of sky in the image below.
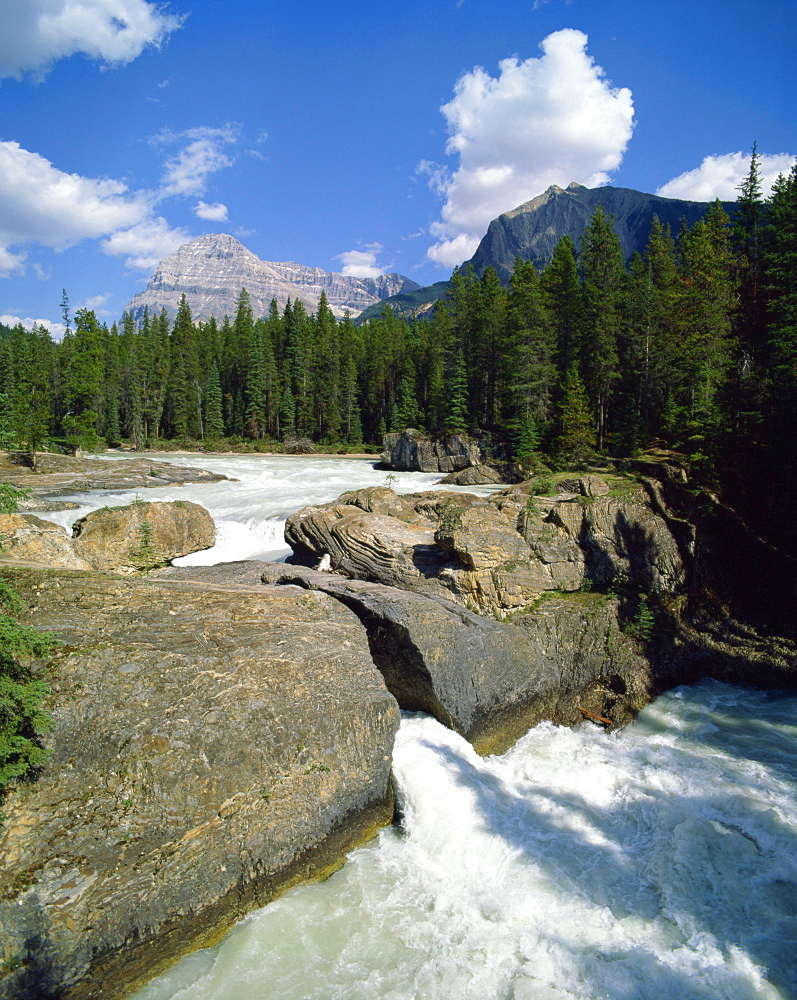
[0,0,795,337]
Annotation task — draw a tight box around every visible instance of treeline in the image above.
[1,154,795,536]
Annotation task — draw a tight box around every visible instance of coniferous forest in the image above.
[1,155,795,557]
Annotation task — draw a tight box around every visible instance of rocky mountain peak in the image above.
[123,234,420,323]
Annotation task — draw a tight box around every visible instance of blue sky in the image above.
[0,0,795,335]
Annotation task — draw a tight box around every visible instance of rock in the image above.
[380,430,487,472]
[557,475,611,497]
[0,569,400,1000]
[259,564,653,754]
[284,482,692,615]
[0,513,91,570]
[0,451,227,499]
[437,464,504,486]
[72,500,216,573]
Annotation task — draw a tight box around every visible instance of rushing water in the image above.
[54,455,797,1000]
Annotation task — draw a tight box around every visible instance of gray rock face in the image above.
[284,479,692,615]
[380,430,487,472]
[0,570,399,1000]
[123,234,420,323]
[468,182,731,282]
[259,564,651,754]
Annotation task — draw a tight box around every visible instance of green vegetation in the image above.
[0,488,57,802]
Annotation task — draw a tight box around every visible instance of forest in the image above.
[1,152,795,555]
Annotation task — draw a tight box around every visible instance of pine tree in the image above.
[579,206,623,450]
[444,349,469,434]
[557,363,596,467]
[204,363,225,439]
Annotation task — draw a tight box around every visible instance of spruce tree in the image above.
[557,363,596,467]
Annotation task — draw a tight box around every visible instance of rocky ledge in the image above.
[0,569,399,1000]
[283,476,692,615]
[0,451,227,500]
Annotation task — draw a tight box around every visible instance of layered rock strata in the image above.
[284,479,692,615]
[0,570,400,1000]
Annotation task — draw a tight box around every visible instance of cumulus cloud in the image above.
[335,246,386,278]
[0,313,66,339]
[423,29,635,269]
[102,215,190,270]
[0,0,183,80]
[194,200,229,222]
[0,139,151,274]
[156,125,238,199]
[0,139,189,275]
[656,152,797,201]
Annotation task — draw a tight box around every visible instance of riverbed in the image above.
[53,454,797,1000]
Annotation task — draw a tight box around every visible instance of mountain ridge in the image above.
[468,182,733,281]
[123,233,421,323]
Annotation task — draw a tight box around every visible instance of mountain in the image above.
[123,234,421,323]
[467,182,731,282]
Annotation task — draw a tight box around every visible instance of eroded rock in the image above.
[0,569,399,1000]
[285,478,692,615]
[380,430,487,472]
[72,500,215,573]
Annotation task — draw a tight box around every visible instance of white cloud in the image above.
[0,0,183,80]
[0,139,192,275]
[157,125,238,199]
[0,139,153,274]
[656,152,797,201]
[0,313,66,339]
[80,292,111,313]
[423,29,635,268]
[335,247,386,278]
[102,216,190,270]
[194,200,229,222]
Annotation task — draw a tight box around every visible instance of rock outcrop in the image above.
[0,451,227,499]
[259,564,651,754]
[123,234,420,323]
[72,500,215,573]
[380,430,487,473]
[284,478,692,615]
[0,569,400,1000]
[0,501,216,574]
[0,513,91,570]
[437,462,527,486]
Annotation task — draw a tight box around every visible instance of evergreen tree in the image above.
[579,205,624,450]
[444,349,469,434]
[557,363,596,467]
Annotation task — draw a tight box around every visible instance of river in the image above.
[50,454,797,1000]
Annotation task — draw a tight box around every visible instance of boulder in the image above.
[72,500,216,573]
[0,513,91,570]
[437,464,504,486]
[259,564,652,754]
[0,569,400,1000]
[380,430,487,472]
